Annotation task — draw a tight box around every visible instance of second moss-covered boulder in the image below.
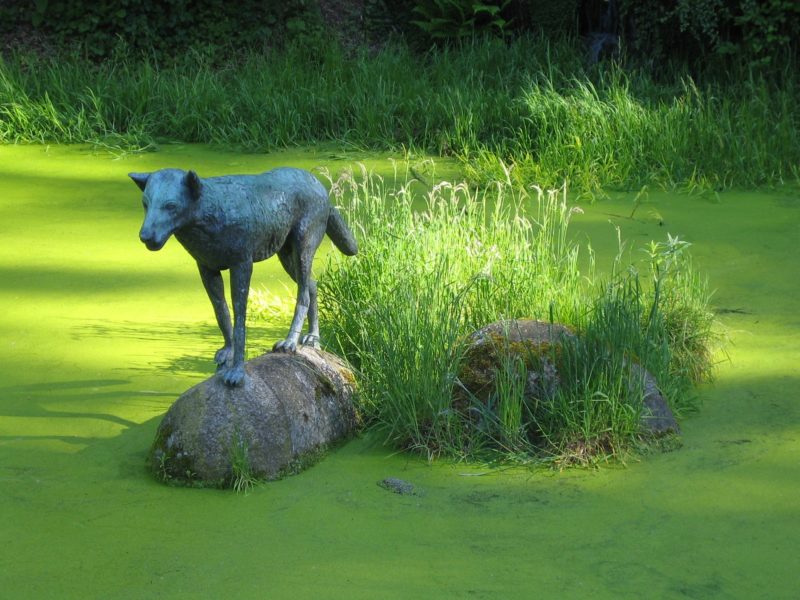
[456,319,679,440]
[457,319,575,408]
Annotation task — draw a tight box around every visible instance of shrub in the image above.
[616,0,800,67]
[14,0,324,59]
[410,0,513,41]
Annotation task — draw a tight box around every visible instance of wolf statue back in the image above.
[130,167,358,387]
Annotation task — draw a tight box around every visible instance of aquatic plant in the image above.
[229,430,258,494]
[317,167,719,464]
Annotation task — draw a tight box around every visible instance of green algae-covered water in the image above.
[1,145,798,598]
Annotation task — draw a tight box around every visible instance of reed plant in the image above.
[317,167,718,464]
[2,36,798,191]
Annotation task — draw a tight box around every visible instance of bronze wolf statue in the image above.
[130,167,357,387]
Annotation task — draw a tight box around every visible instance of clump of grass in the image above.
[1,37,798,190]
[462,71,800,193]
[318,167,718,464]
[637,235,720,413]
[228,430,258,494]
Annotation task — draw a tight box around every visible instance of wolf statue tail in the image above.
[326,207,358,256]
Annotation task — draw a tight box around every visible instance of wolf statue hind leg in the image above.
[300,279,320,348]
[273,227,325,353]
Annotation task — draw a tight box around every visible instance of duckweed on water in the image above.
[1,146,798,598]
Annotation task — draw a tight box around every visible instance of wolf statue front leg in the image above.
[197,264,234,369]
[223,261,254,386]
[196,261,252,387]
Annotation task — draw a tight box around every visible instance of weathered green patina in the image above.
[131,166,357,386]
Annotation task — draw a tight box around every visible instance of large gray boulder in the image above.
[149,347,358,487]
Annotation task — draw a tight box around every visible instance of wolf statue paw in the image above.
[214,346,233,367]
[272,339,298,353]
[300,334,320,349]
[220,364,246,387]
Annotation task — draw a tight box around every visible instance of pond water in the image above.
[0,144,797,598]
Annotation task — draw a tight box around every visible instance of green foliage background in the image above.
[2,35,797,192]
[618,0,800,67]
[1,0,324,58]
[1,1,798,191]
[1,0,797,66]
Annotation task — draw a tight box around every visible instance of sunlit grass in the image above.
[1,37,797,191]
[316,167,720,464]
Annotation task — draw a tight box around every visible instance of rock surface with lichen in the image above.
[457,319,575,409]
[148,347,358,487]
[457,319,679,436]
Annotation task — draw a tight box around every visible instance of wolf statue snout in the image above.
[130,167,357,387]
[139,228,167,251]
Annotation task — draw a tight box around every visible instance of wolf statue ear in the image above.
[129,172,150,191]
[185,170,202,201]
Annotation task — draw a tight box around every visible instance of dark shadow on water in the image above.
[0,379,129,393]
[0,380,171,475]
[0,264,195,294]
[74,318,290,379]
[72,319,220,344]
[0,434,126,448]
[0,377,174,423]
[692,373,800,438]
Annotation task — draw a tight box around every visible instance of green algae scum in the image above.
[1,145,798,598]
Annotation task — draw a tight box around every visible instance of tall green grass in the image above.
[1,37,798,191]
[466,70,800,193]
[317,167,719,463]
